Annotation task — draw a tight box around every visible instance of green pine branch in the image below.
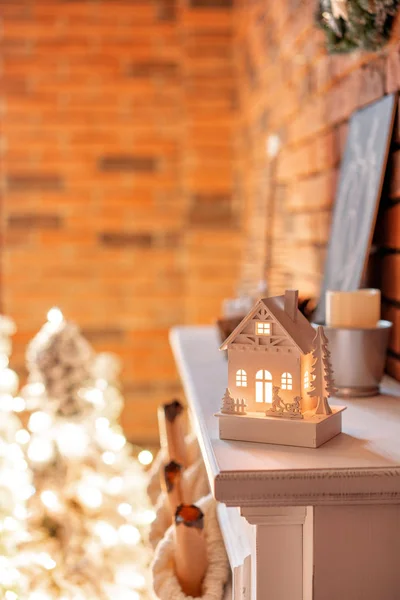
[316,0,400,54]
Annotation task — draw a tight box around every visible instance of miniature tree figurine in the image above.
[308,326,335,415]
[221,388,235,414]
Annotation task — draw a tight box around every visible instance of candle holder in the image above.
[313,320,392,397]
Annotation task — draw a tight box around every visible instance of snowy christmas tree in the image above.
[308,326,336,415]
[0,315,33,600]
[16,309,154,600]
[91,352,124,425]
[221,388,235,414]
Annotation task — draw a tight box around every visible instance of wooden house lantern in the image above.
[216,290,345,448]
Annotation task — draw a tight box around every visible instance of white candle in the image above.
[326,289,381,328]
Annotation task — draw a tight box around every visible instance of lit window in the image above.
[236,369,247,387]
[304,371,309,389]
[281,372,292,390]
[256,322,271,335]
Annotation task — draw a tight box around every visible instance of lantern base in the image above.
[215,406,346,449]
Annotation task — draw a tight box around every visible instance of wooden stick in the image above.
[163,461,183,519]
[158,399,188,466]
[174,504,208,598]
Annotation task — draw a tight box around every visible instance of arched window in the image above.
[256,322,271,335]
[236,369,247,387]
[255,370,272,403]
[281,372,292,390]
[304,371,309,389]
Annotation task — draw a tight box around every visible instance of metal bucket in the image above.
[312,320,393,397]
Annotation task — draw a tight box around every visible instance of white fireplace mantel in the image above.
[170,325,400,600]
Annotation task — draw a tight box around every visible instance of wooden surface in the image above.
[170,325,400,507]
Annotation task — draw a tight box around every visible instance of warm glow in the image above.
[15,429,30,445]
[0,394,13,412]
[17,458,28,471]
[119,524,141,545]
[27,437,54,464]
[12,396,26,413]
[235,369,247,387]
[5,591,18,600]
[256,321,271,335]
[255,370,273,403]
[304,371,309,389]
[36,552,56,570]
[102,451,115,465]
[47,307,64,327]
[77,483,103,510]
[40,490,61,512]
[107,476,123,495]
[95,417,110,432]
[28,411,52,434]
[116,566,146,589]
[96,378,108,390]
[117,503,132,517]
[85,388,103,406]
[0,369,19,395]
[22,484,36,500]
[94,521,118,547]
[4,517,18,531]
[26,383,45,397]
[100,429,126,452]
[138,449,153,466]
[29,592,52,600]
[57,424,89,459]
[13,504,27,520]
[281,372,293,391]
[134,509,156,525]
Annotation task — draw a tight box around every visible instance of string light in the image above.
[8,317,155,599]
[138,449,153,466]
[95,417,110,432]
[107,476,123,495]
[13,505,27,520]
[28,412,52,434]
[27,437,54,465]
[40,490,61,513]
[117,503,132,517]
[133,509,156,525]
[56,424,89,459]
[15,429,30,445]
[100,430,126,452]
[36,552,56,570]
[116,567,146,590]
[4,517,18,531]
[46,307,64,327]
[94,521,118,547]
[0,393,14,411]
[102,451,115,465]
[12,396,26,413]
[25,383,45,397]
[22,484,36,500]
[95,378,108,390]
[77,483,103,510]
[29,592,52,600]
[84,388,103,406]
[118,524,141,545]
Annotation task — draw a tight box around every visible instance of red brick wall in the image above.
[236,0,400,381]
[0,0,239,443]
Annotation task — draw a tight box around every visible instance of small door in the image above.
[255,370,272,404]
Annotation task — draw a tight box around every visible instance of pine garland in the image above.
[316,0,400,53]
